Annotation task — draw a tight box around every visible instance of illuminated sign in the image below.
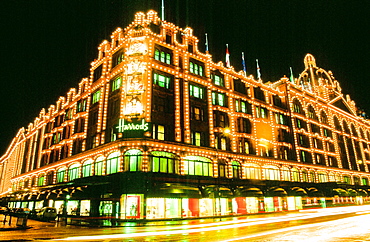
[117,119,149,132]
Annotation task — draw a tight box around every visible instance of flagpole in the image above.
[161,0,165,20]
[205,33,209,54]
[256,59,261,80]
[225,44,230,68]
[242,52,247,76]
[290,67,294,83]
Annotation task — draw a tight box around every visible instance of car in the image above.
[37,207,57,221]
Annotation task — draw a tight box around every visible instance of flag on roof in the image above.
[256,59,261,80]
[225,44,231,68]
[290,67,294,83]
[242,52,247,76]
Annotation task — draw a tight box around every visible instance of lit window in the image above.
[153,124,165,140]
[92,89,101,104]
[212,92,226,106]
[154,47,172,65]
[111,76,122,92]
[150,151,178,174]
[68,164,80,181]
[191,132,201,146]
[183,156,213,176]
[37,175,45,186]
[94,157,104,176]
[153,72,171,89]
[125,149,142,172]
[106,151,120,175]
[212,74,224,86]
[190,84,204,99]
[82,160,93,177]
[189,61,204,76]
[56,168,66,183]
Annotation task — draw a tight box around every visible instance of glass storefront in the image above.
[120,194,143,219]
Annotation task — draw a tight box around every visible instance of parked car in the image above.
[29,209,40,219]
[12,208,31,215]
[37,207,57,221]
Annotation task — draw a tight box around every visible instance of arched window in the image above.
[309,171,316,182]
[281,167,291,181]
[351,124,358,137]
[46,171,54,185]
[68,164,80,181]
[232,161,242,179]
[333,116,342,131]
[37,175,45,186]
[218,160,227,178]
[318,172,328,182]
[106,151,120,175]
[94,156,104,176]
[56,168,66,183]
[328,172,336,182]
[150,151,179,174]
[263,166,280,180]
[82,159,93,177]
[124,149,142,171]
[302,170,308,182]
[307,105,317,120]
[292,168,299,182]
[342,121,350,134]
[245,164,262,179]
[292,99,304,115]
[183,156,213,176]
[320,111,328,125]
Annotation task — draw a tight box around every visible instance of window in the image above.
[235,99,251,114]
[237,117,251,133]
[68,164,80,181]
[153,72,171,89]
[292,168,299,182]
[218,160,227,178]
[264,167,280,180]
[253,87,265,101]
[318,173,328,183]
[275,113,287,125]
[150,151,178,174]
[56,168,66,183]
[93,65,102,82]
[183,156,213,176]
[233,79,247,94]
[245,165,261,179]
[37,175,45,186]
[232,161,241,179]
[189,84,204,99]
[112,49,124,68]
[281,167,291,181]
[307,106,317,120]
[111,76,122,92]
[212,92,227,107]
[213,111,228,128]
[255,106,268,119]
[189,60,204,76]
[153,124,165,140]
[191,106,203,121]
[92,89,101,104]
[238,138,250,154]
[82,160,93,177]
[296,118,307,130]
[211,73,224,86]
[124,149,142,172]
[94,156,104,176]
[74,118,85,133]
[292,99,304,114]
[191,131,202,146]
[106,151,120,175]
[320,111,328,125]
[77,99,87,112]
[154,46,172,65]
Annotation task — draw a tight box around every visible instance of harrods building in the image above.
[1,10,370,220]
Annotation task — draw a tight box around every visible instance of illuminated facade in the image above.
[1,10,370,220]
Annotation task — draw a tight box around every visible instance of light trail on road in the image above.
[56,205,370,241]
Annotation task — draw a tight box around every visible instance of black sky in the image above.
[1,0,370,154]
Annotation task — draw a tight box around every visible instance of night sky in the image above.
[1,1,370,154]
